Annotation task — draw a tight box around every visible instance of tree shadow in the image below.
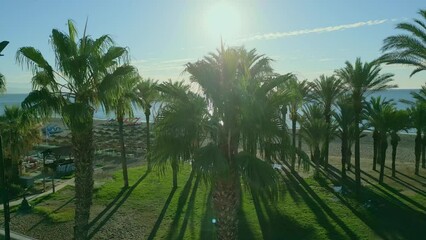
[323,165,426,240]
[147,187,177,240]
[88,171,149,238]
[199,189,215,240]
[280,165,359,240]
[165,170,195,239]
[251,191,315,240]
[389,175,426,196]
[357,169,426,212]
[28,196,75,231]
[175,174,201,239]
[385,166,425,185]
[278,170,302,204]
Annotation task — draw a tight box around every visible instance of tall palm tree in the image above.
[300,104,331,178]
[153,80,207,188]
[185,45,285,239]
[310,75,344,168]
[388,110,409,177]
[408,103,426,175]
[136,78,159,171]
[335,58,395,195]
[334,95,355,182]
[0,106,41,180]
[366,97,395,184]
[380,9,426,77]
[16,20,132,239]
[284,78,310,171]
[102,68,141,188]
[401,87,426,169]
[366,96,395,170]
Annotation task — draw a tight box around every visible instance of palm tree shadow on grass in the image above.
[199,188,215,240]
[279,165,358,240]
[88,171,149,238]
[147,187,177,240]
[354,168,426,213]
[388,175,426,196]
[322,165,426,239]
[174,174,201,239]
[251,192,315,240]
[27,196,76,231]
[165,170,196,239]
[385,166,425,185]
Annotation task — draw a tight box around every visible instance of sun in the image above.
[205,2,241,41]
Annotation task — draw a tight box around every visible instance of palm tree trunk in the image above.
[213,174,240,240]
[323,114,331,170]
[372,129,379,170]
[379,135,388,184]
[341,132,347,183]
[298,132,302,168]
[354,115,361,195]
[281,106,287,162]
[415,131,421,175]
[42,156,46,192]
[314,146,320,178]
[291,118,296,171]
[51,170,56,193]
[346,146,352,171]
[145,111,151,171]
[391,143,397,178]
[172,158,178,188]
[118,116,129,188]
[72,117,94,240]
[422,133,426,169]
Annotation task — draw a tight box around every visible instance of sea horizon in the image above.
[0,88,421,122]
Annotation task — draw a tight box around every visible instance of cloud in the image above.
[238,19,388,42]
[131,57,196,80]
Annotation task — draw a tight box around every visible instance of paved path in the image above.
[0,178,75,210]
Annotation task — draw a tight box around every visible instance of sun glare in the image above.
[205,2,241,41]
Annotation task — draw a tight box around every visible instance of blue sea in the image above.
[0,89,420,122]
[0,94,160,122]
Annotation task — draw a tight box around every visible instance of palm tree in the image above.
[153,80,207,188]
[284,78,310,171]
[0,106,41,180]
[334,95,355,182]
[388,110,410,177]
[380,9,426,77]
[102,68,141,188]
[136,78,159,171]
[300,104,331,178]
[16,20,132,239]
[366,96,395,170]
[408,103,426,175]
[366,97,395,184]
[402,87,426,169]
[310,75,344,169]
[335,58,395,195]
[184,45,284,239]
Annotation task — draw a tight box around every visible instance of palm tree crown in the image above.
[16,19,132,240]
[381,9,426,77]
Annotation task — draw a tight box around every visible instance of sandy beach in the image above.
[44,117,418,167]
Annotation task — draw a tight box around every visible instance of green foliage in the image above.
[380,9,426,77]
[0,106,42,169]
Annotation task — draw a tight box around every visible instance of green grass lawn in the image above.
[21,163,426,239]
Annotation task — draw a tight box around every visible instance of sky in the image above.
[0,0,425,93]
